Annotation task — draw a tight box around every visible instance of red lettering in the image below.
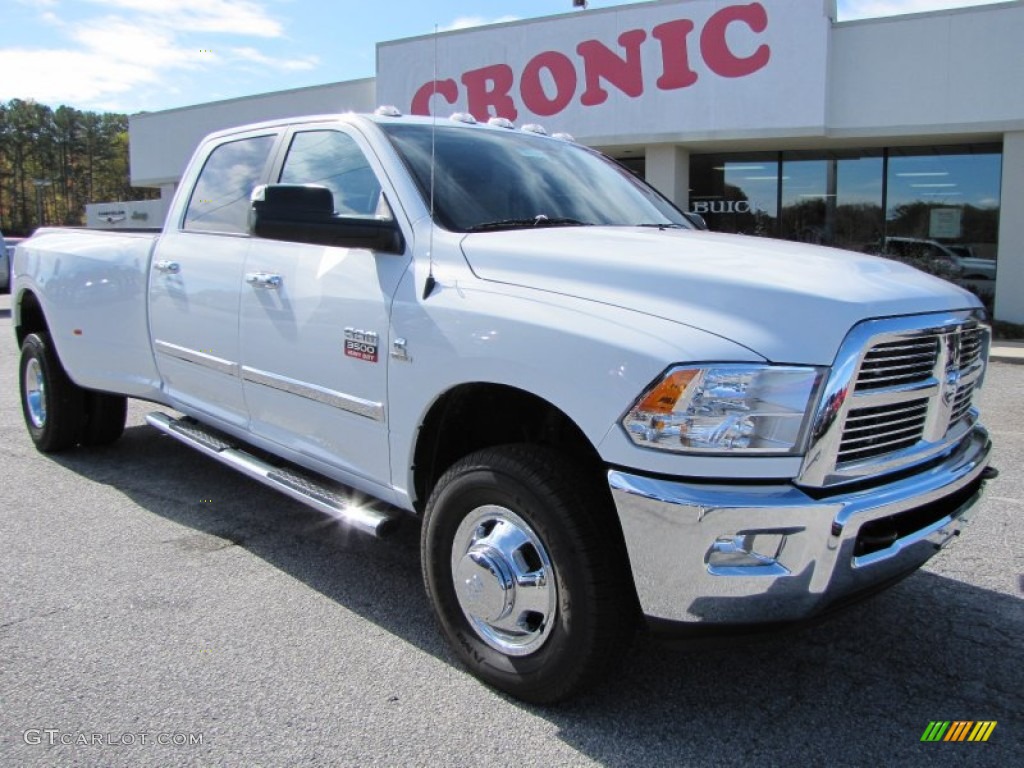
[461,64,517,121]
[520,52,577,117]
[406,5,772,118]
[700,2,770,79]
[411,79,458,116]
[652,19,698,90]
[576,29,647,106]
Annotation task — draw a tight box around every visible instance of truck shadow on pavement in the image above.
[51,420,1023,767]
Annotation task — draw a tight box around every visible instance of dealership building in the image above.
[128,0,1024,321]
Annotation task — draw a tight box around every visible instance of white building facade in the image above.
[129,0,1024,321]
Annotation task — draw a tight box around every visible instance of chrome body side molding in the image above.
[154,339,385,421]
[154,339,239,377]
[240,366,385,422]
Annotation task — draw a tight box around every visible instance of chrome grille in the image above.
[951,380,976,424]
[838,399,928,463]
[959,327,984,369]
[854,338,938,391]
[798,311,989,488]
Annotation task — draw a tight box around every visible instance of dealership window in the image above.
[779,151,884,252]
[615,156,645,178]
[688,145,1000,289]
[688,153,779,236]
[885,145,1002,283]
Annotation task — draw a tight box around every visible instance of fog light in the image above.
[706,534,790,576]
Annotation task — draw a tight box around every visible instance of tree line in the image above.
[0,98,158,236]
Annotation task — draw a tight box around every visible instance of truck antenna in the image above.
[423,24,439,300]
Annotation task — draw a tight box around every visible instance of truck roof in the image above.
[200,109,569,143]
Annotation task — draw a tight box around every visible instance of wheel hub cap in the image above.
[24,358,46,428]
[455,547,515,622]
[451,506,557,656]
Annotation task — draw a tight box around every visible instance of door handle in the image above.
[154,260,180,274]
[245,272,282,289]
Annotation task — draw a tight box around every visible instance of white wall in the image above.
[994,132,1024,322]
[645,145,690,208]
[127,2,1024,185]
[828,2,1024,139]
[129,78,376,186]
[377,0,831,146]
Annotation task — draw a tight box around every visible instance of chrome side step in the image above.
[146,412,400,537]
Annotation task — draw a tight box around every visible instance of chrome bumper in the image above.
[609,425,991,625]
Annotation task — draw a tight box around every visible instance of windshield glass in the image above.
[379,122,690,233]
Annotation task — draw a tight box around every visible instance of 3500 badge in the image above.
[344,328,379,363]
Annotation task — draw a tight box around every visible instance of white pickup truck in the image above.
[12,110,994,703]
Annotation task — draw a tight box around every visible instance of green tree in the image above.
[0,98,158,235]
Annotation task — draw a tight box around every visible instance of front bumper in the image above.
[609,425,991,625]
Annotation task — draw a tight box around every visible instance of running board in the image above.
[146,412,400,538]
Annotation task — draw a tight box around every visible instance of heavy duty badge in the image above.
[344,327,379,362]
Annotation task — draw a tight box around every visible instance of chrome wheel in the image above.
[451,504,557,656]
[24,357,46,428]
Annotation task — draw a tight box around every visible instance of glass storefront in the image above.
[687,144,1002,299]
[688,154,778,237]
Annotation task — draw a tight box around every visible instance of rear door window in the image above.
[184,135,276,234]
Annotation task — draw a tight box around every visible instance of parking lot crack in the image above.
[0,607,66,632]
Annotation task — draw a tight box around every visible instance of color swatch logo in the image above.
[921,721,997,742]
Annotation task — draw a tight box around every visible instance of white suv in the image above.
[0,231,9,294]
[882,236,995,281]
[946,244,997,281]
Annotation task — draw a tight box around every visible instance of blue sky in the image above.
[0,0,1008,114]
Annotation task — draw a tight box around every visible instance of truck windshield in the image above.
[379,122,690,233]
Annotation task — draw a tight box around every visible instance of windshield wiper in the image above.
[635,222,685,229]
[466,215,590,232]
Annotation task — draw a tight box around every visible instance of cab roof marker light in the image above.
[374,105,403,117]
[552,132,576,142]
[450,112,478,124]
[521,124,548,135]
[488,117,516,129]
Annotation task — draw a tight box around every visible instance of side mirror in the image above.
[685,212,708,230]
[249,184,404,253]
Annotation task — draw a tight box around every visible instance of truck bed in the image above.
[15,228,164,399]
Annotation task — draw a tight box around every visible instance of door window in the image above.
[183,135,275,234]
[279,131,384,217]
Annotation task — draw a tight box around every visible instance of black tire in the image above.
[422,444,637,704]
[19,332,85,453]
[81,390,127,447]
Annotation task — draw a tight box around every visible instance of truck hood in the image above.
[459,227,979,365]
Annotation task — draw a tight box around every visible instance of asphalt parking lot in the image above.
[0,291,1021,767]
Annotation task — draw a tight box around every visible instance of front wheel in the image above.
[422,445,637,703]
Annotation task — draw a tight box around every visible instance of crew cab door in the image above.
[148,130,279,427]
[239,127,411,488]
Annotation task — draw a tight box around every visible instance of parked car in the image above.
[3,236,27,295]
[946,243,997,281]
[876,236,963,279]
[0,230,8,294]
[878,236,996,281]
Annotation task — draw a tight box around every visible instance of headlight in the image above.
[622,365,825,454]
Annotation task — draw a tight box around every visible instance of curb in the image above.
[990,342,1024,365]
